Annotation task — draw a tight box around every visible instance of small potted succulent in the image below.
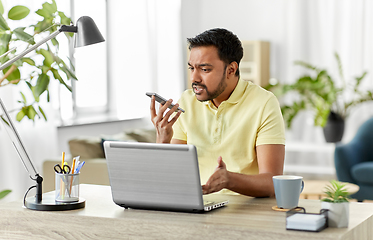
[321,180,350,228]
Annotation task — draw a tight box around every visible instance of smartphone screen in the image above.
[146,92,185,113]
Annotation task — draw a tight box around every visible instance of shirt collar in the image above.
[202,78,246,108]
[225,78,246,104]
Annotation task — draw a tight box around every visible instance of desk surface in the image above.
[0,184,372,240]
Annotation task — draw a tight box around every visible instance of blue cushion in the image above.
[351,162,373,184]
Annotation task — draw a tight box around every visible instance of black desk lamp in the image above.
[0,16,104,210]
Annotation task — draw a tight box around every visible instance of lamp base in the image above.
[25,195,85,211]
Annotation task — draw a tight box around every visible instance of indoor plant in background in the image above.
[0,189,10,200]
[266,53,373,142]
[0,0,76,122]
[321,180,350,228]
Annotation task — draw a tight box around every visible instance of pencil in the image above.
[69,158,76,196]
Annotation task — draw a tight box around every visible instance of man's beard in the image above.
[192,72,227,102]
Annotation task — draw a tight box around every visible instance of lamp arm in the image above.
[0,24,79,71]
[0,30,60,71]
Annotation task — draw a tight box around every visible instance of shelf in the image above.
[285,142,336,152]
[284,165,336,175]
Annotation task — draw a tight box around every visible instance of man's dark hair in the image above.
[187,28,243,77]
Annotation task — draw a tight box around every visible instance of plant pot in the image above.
[323,111,345,143]
[321,201,349,228]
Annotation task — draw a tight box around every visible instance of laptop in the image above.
[103,141,228,212]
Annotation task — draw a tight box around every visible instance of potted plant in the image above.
[266,53,373,142]
[321,180,350,228]
[0,0,76,122]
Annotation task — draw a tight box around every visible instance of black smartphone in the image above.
[146,92,185,113]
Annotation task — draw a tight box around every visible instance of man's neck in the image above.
[212,78,239,108]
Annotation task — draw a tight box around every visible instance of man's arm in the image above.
[202,144,285,197]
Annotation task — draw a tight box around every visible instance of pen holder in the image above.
[55,173,80,202]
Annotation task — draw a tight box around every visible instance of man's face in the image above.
[188,46,228,103]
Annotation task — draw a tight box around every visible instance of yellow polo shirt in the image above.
[173,79,285,188]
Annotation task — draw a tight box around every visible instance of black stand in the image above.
[25,195,85,211]
[24,174,85,211]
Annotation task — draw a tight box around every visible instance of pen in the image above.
[75,161,85,173]
[61,152,65,198]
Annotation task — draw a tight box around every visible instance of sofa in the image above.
[42,128,156,193]
[334,117,373,201]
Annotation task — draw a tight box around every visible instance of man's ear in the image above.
[227,61,239,78]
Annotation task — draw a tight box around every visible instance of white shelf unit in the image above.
[284,142,336,175]
[240,41,270,87]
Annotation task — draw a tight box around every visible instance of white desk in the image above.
[0,184,373,239]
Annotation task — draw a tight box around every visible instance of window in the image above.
[60,0,184,124]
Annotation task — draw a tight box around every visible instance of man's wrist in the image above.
[226,170,234,190]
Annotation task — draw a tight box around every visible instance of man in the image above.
[150,28,285,197]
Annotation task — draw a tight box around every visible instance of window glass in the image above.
[73,0,107,111]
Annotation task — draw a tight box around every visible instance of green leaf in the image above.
[42,1,57,15]
[1,116,10,126]
[0,190,11,199]
[321,180,350,203]
[38,106,47,121]
[34,73,50,97]
[37,49,54,67]
[35,8,49,18]
[22,57,35,66]
[57,57,77,80]
[13,27,35,44]
[51,68,72,91]
[8,5,30,20]
[58,11,71,26]
[23,105,38,121]
[0,13,10,31]
[25,81,32,90]
[355,71,367,88]
[51,38,59,46]
[0,0,4,15]
[2,65,20,81]
[16,108,26,121]
[20,92,27,103]
[294,60,318,71]
[0,32,11,57]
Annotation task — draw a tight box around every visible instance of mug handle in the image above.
[300,180,304,193]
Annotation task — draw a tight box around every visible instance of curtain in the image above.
[107,0,184,119]
[283,0,373,143]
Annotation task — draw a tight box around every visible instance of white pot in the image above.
[321,201,349,228]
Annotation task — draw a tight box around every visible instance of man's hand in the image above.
[150,96,182,143]
[202,156,230,194]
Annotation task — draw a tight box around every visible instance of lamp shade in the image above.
[74,16,105,48]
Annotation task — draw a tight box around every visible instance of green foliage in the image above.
[321,180,350,203]
[266,53,373,128]
[0,189,11,199]
[8,5,30,20]
[0,0,77,122]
